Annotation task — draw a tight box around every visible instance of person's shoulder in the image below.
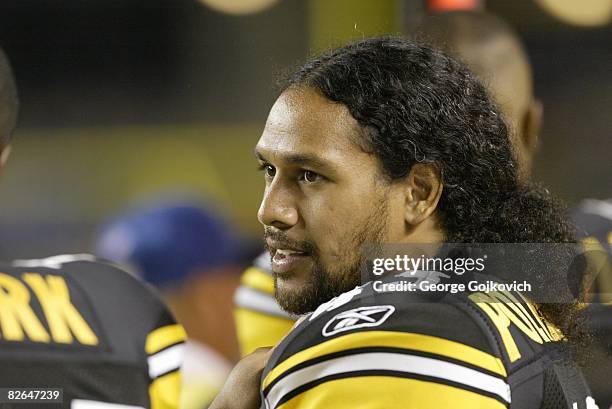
[0,254,185,407]
[262,280,512,409]
[8,253,157,296]
[8,253,130,278]
[4,253,173,334]
[274,276,500,356]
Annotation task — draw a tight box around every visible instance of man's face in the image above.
[255,87,402,315]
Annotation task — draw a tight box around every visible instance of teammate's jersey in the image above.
[234,253,295,356]
[573,199,612,252]
[261,272,595,409]
[0,254,185,409]
[572,198,612,300]
[572,199,612,409]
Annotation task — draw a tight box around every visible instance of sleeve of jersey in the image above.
[261,306,511,409]
[145,309,187,409]
[233,255,296,356]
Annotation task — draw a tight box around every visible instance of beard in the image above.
[264,198,389,315]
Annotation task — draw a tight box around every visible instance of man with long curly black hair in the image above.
[214,37,595,409]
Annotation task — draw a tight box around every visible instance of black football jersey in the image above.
[260,272,596,409]
[0,254,184,409]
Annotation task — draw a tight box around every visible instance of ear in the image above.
[0,144,11,173]
[404,163,443,225]
[522,99,542,155]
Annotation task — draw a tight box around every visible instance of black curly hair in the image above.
[280,36,587,356]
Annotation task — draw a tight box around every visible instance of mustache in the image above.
[263,228,317,254]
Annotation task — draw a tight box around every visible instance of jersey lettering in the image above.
[0,272,98,345]
[0,273,51,342]
[469,290,558,362]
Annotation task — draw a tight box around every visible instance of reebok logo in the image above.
[322,305,395,337]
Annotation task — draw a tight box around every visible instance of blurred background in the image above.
[0,0,610,258]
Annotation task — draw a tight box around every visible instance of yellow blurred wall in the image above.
[1,124,265,233]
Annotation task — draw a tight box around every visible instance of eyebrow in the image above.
[254,149,335,172]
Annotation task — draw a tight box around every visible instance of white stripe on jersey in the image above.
[72,400,145,409]
[147,343,185,379]
[12,254,98,269]
[265,351,511,409]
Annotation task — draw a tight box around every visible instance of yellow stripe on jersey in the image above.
[277,376,507,409]
[234,307,295,356]
[146,324,186,355]
[149,370,181,409]
[263,330,506,389]
[241,267,275,295]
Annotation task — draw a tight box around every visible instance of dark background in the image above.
[0,0,609,257]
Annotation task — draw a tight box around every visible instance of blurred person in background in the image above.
[96,199,248,409]
[0,47,184,409]
[419,12,611,405]
[417,11,611,263]
[416,11,542,181]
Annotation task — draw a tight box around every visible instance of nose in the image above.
[258,181,298,230]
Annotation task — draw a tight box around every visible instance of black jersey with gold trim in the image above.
[260,272,595,409]
[0,254,184,409]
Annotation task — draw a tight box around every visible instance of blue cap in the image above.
[95,200,240,288]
